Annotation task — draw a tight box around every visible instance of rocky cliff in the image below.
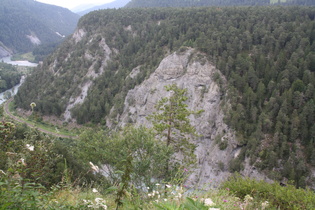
[115,48,269,188]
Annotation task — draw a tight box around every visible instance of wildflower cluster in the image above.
[82,188,107,209]
[82,198,107,209]
[204,198,216,206]
[26,144,34,151]
[147,183,185,204]
[148,187,161,200]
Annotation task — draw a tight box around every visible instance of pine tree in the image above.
[148,84,203,178]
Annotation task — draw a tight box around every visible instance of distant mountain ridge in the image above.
[125,0,314,7]
[78,0,131,16]
[0,0,79,55]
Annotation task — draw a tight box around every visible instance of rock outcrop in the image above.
[63,30,113,121]
[116,48,248,188]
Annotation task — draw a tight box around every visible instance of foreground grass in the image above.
[2,176,315,209]
[47,180,315,210]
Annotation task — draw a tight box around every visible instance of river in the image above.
[1,56,38,67]
[0,56,37,105]
[0,76,25,105]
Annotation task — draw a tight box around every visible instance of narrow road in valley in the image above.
[3,98,77,139]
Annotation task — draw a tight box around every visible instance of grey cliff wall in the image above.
[115,47,269,188]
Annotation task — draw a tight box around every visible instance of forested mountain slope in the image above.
[125,0,315,7]
[0,0,79,54]
[15,7,315,187]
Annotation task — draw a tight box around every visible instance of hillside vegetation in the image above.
[1,117,315,209]
[0,0,79,53]
[0,63,21,92]
[15,6,315,187]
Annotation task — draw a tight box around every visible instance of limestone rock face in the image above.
[117,48,245,188]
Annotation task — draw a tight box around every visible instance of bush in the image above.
[221,175,315,209]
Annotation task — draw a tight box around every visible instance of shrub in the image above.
[221,175,315,209]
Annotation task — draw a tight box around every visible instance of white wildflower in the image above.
[165,184,171,188]
[89,162,100,173]
[209,208,220,210]
[261,201,269,209]
[26,144,34,151]
[204,198,216,207]
[148,193,152,197]
[244,194,253,202]
[99,204,107,209]
[155,183,160,186]
[83,199,92,205]
[92,188,98,193]
[164,199,167,202]
[95,198,104,203]
[18,158,26,166]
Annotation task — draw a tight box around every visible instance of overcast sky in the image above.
[36,0,115,9]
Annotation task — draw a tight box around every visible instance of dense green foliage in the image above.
[15,6,315,187]
[0,118,172,209]
[76,126,172,189]
[222,175,315,209]
[32,42,62,62]
[125,0,315,7]
[0,62,21,92]
[0,0,79,53]
[1,111,315,209]
[0,122,79,189]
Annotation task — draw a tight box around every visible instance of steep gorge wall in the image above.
[115,48,269,188]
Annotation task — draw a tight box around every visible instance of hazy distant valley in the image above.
[0,0,79,57]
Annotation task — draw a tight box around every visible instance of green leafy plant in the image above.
[221,175,315,209]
